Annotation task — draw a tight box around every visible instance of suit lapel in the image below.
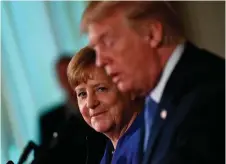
[142,42,198,164]
[142,98,175,164]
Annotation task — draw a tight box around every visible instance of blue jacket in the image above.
[100,109,145,164]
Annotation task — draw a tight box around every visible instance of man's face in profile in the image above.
[88,11,155,96]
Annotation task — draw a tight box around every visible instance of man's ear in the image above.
[145,21,163,48]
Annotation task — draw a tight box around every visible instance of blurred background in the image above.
[1,1,225,164]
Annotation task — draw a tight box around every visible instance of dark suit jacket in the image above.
[39,103,68,149]
[143,42,225,164]
[37,103,107,164]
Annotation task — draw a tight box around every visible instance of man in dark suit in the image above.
[80,1,225,164]
[39,56,77,149]
[38,56,107,163]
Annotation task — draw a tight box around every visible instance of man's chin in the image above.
[117,81,138,94]
[117,81,148,97]
[117,81,131,93]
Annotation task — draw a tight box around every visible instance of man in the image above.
[80,1,225,164]
[39,56,80,150]
[38,55,106,164]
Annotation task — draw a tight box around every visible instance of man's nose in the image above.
[95,49,108,67]
[87,93,99,109]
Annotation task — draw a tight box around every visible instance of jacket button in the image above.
[53,132,58,138]
[160,109,167,119]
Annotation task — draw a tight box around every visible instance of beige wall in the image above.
[177,1,225,58]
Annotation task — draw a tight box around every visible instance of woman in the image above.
[67,46,145,164]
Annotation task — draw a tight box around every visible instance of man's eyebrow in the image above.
[89,32,108,48]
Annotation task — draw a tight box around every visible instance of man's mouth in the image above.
[110,73,120,84]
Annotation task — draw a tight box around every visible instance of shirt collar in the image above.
[150,43,185,103]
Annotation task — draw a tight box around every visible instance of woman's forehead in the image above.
[76,78,109,89]
[75,67,112,87]
[84,66,109,79]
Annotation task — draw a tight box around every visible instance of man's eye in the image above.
[77,92,87,98]
[104,39,114,47]
[97,87,108,92]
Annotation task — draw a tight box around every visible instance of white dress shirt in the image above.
[143,43,185,152]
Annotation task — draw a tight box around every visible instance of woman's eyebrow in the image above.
[75,87,85,92]
[90,81,108,88]
[93,83,102,87]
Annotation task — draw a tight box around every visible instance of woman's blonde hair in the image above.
[81,1,184,45]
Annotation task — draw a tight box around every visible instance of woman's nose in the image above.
[86,93,99,109]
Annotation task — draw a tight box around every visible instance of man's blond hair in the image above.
[81,1,184,45]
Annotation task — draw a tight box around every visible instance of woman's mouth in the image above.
[91,111,107,117]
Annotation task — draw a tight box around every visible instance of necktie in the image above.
[143,96,158,152]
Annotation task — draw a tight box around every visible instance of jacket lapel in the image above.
[142,97,175,164]
[142,42,198,164]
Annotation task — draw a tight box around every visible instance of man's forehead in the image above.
[87,13,125,45]
[88,23,106,38]
[88,22,111,46]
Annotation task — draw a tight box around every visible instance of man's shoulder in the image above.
[199,47,224,70]
[188,44,224,89]
[162,42,225,117]
[185,42,224,73]
[169,42,224,92]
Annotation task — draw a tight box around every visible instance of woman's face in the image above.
[75,67,131,133]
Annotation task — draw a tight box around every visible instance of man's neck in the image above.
[150,41,185,103]
[158,44,179,69]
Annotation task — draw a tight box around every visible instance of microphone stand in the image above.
[6,115,86,164]
[6,141,39,164]
[18,141,38,164]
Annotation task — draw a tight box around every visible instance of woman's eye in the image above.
[77,92,87,98]
[97,87,108,92]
